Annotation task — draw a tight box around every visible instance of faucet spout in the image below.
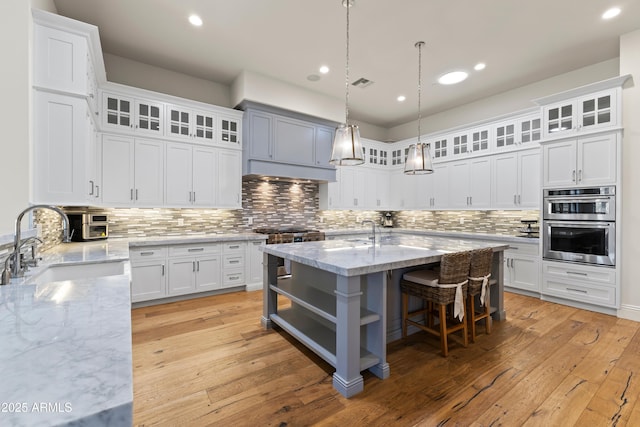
[361,220,376,246]
[9,205,71,279]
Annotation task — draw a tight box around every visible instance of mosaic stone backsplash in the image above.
[31,178,539,248]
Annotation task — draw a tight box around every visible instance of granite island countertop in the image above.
[261,234,509,277]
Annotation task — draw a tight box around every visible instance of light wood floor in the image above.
[131,291,640,426]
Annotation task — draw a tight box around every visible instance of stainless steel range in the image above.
[253,228,325,277]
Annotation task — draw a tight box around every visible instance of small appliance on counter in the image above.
[519,219,539,238]
[66,211,109,241]
[382,212,394,228]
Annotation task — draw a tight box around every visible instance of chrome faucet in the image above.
[1,205,71,285]
[362,220,376,246]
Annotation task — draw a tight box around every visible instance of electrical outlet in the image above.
[248,217,254,225]
[319,217,324,223]
[177,218,184,226]
[459,218,465,225]
[356,216,361,223]
[412,217,416,224]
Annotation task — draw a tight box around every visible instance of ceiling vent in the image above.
[351,77,374,88]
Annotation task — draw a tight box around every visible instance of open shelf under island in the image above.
[261,235,509,398]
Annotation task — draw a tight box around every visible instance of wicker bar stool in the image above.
[400,251,472,357]
[467,248,497,342]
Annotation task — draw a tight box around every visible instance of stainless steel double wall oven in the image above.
[543,186,616,267]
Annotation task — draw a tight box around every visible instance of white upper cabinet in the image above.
[431,136,449,161]
[166,104,216,144]
[535,76,629,140]
[448,158,491,209]
[33,21,87,96]
[470,127,491,155]
[102,92,164,136]
[216,149,242,209]
[33,91,88,205]
[542,90,616,138]
[492,149,540,209]
[219,115,242,147]
[542,133,617,188]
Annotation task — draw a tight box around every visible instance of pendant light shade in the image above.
[405,41,434,175]
[330,123,364,166]
[330,0,364,166]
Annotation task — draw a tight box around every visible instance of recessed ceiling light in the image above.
[602,7,621,20]
[397,95,406,102]
[189,14,203,26]
[438,71,468,85]
[474,63,486,71]
[319,65,330,74]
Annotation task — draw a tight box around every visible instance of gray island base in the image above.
[261,235,508,397]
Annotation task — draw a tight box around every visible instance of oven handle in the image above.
[545,196,612,203]
[545,221,613,228]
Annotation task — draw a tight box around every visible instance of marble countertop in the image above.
[124,232,267,247]
[0,240,133,426]
[261,234,509,277]
[321,227,538,244]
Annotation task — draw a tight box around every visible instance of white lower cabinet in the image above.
[503,242,540,294]
[130,240,256,303]
[167,244,222,296]
[130,247,167,303]
[542,260,617,308]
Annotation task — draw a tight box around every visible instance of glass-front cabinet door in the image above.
[452,133,470,156]
[391,148,403,166]
[103,93,133,130]
[220,117,240,145]
[193,110,215,143]
[167,105,192,140]
[471,128,490,154]
[519,116,541,145]
[433,137,448,160]
[546,102,574,135]
[135,100,163,135]
[579,92,613,130]
[495,122,516,148]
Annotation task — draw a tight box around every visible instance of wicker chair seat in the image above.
[401,270,468,305]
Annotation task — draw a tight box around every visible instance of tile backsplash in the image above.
[32,178,539,247]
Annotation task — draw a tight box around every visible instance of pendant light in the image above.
[405,41,434,175]
[330,0,364,166]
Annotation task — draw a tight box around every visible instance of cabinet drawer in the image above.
[224,242,245,253]
[223,253,245,269]
[542,261,615,286]
[542,277,616,307]
[169,243,221,257]
[223,270,244,286]
[129,247,167,261]
[506,242,539,256]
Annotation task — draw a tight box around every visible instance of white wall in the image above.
[231,70,345,123]
[0,1,32,236]
[619,30,640,320]
[103,53,231,107]
[388,59,620,141]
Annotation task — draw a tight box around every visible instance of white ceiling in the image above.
[52,0,640,128]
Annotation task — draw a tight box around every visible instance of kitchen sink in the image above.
[23,261,129,284]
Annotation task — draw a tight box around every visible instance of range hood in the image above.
[240,102,338,183]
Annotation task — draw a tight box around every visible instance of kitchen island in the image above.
[261,235,509,397]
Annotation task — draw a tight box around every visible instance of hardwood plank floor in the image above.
[131,291,640,426]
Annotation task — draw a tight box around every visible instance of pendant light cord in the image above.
[418,42,421,143]
[345,0,351,125]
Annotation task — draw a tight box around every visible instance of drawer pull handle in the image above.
[566,287,588,294]
[228,276,239,280]
[567,271,588,276]
[229,260,240,264]
[140,252,155,256]
[188,248,204,252]
[229,245,240,249]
